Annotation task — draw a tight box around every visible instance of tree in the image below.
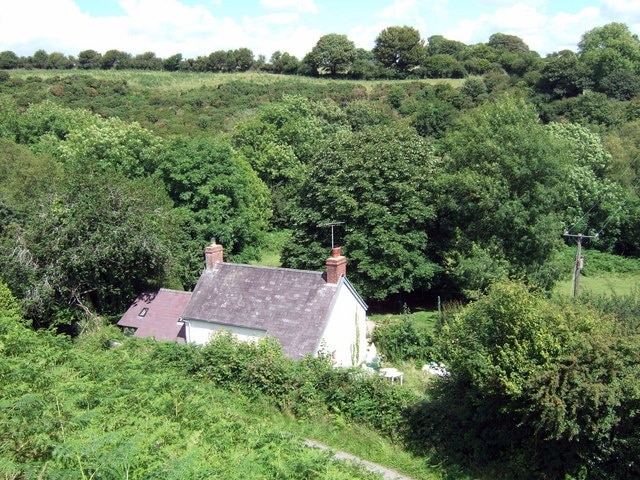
[163,53,183,72]
[157,137,272,269]
[77,49,102,69]
[578,22,640,93]
[426,35,466,57]
[130,51,162,70]
[435,95,572,294]
[538,50,583,99]
[207,50,228,72]
[487,33,530,53]
[304,33,357,76]
[373,26,426,73]
[421,54,466,78]
[0,169,180,325]
[46,52,73,69]
[0,138,61,225]
[269,51,300,74]
[231,95,346,224]
[281,123,439,299]
[460,76,488,103]
[548,122,628,252]
[100,49,131,69]
[432,281,640,478]
[600,68,640,100]
[55,116,163,177]
[0,50,18,69]
[457,43,500,74]
[233,48,254,71]
[411,98,457,138]
[15,101,98,151]
[30,49,49,69]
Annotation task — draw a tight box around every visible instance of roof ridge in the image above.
[158,288,192,295]
[217,262,326,276]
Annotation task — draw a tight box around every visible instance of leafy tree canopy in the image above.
[56,116,164,176]
[303,33,357,76]
[373,26,426,72]
[435,95,572,294]
[157,136,272,270]
[434,281,640,478]
[578,22,640,91]
[0,169,179,326]
[232,95,347,224]
[282,123,440,299]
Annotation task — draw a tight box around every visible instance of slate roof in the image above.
[181,262,344,359]
[117,288,190,342]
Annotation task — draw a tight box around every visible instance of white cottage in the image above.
[118,242,369,367]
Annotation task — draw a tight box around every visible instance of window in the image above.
[138,307,149,317]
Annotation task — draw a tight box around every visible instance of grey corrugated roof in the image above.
[181,263,340,358]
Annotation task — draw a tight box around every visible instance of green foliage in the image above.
[269,51,301,74]
[372,316,433,363]
[304,33,357,76]
[343,99,395,131]
[373,26,426,73]
[0,281,21,321]
[579,23,640,93]
[56,116,164,176]
[0,169,179,325]
[283,123,440,299]
[232,94,347,225]
[411,97,458,138]
[157,136,272,267]
[436,94,574,295]
[0,321,383,479]
[421,54,466,79]
[538,50,583,99]
[424,281,640,479]
[547,121,628,252]
[439,282,562,397]
[0,138,61,224]
[15,100,97,150]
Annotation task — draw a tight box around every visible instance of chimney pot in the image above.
[326,247,346,284]
[205,242,223,269]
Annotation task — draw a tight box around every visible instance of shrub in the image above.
[372,317,434,363]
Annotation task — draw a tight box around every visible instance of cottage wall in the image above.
[185,320,266,345]
[319,280,368,367]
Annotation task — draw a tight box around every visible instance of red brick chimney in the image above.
[205,241,223,269]
[326,247,346,284]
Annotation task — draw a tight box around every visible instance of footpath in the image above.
[304,440,417,480]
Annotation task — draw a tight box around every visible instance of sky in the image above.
[1,0,640,61]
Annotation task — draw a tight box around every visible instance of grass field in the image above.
[8,68,465,91]
[555,272,640,297]
[370,309,440,332]
[554,247,640,297]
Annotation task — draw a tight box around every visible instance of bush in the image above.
[372,317,434,363]
[179,332,419,439]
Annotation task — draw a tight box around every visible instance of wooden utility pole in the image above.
[563,232,598,297]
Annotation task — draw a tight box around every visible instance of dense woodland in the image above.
[2,21,640,479]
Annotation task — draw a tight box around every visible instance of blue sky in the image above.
[2,0,640,60]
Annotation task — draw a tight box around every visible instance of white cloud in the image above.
[377,0,417,20]
[602,0,640,15]
[441,2,606,55]
[260,0,318,13]
[3,0,640,64]
[260,13,301,25]
[349,22,388,50]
